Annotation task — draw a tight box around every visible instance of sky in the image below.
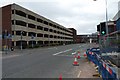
[0,0,120,35]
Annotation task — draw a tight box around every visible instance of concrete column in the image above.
[36,41,38,44]
[27,41,29,46]
[14,31,16,35]
[26,32,28,36]
[14,41,16,46]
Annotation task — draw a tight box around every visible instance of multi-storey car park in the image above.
[0,3,73,49]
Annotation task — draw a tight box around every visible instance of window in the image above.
[57,31,60,34]
[15,10,26,17]
[12,31,14,35]
[44,21,48,25]
[16,31,26,36]
[56,26,60,29]
[28,23,36,28]
[49,29,53,32]
[58,36,60,39]
[49,23,53,26]
[37,33,43,37]
[53,25,56,28]
[28,15,35,20]
[60,27,63,30]
[12,10,14,14]
[54,36,57,38]
[50,35,53,38]
[37,26,43,30]
[16,31,21,35]
[44,34,48,38]
[15,20,26,26]
[44,28,48,31]
[12,20,14,25]
[28,32,36,37]
[54,30,56,33]
[37,18,43,23]
[22,31,27,36]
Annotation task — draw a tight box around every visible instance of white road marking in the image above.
[2,55,20,59]
[72,52,76,55]
[53,49,72,56]
[48,47,57,49]
[77,71,81,78]
[54,55,73,57]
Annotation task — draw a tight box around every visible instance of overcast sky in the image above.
[1,0,120,35]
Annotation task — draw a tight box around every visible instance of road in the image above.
[2,43,98,78]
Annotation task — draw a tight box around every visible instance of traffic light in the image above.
[101,31,105,35]
[100,22,106,35]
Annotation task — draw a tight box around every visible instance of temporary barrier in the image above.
[86,48,118,80]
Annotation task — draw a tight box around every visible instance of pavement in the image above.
[2,43,101,78]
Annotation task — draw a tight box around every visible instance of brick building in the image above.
[68,28,77,43]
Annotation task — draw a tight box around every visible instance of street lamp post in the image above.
[105,0,109,47]
[94,0,109,47]
[105,0,109,35]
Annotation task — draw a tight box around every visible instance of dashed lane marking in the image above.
[53,49,72,56]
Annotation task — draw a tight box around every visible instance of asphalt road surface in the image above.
[2,43,98,78]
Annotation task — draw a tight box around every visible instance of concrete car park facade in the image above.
[1,3,73,49]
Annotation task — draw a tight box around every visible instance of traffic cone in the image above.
[59,74,62,80]
[77,52,80,59]
[73,57,79,66]
[83,52,87,57]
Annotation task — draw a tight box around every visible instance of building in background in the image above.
[89,32,98,43]
[76,35,88,43]
[68,28,77,43]
[0,3,73,49]
[76,33,98,43]
[113,10,120,31]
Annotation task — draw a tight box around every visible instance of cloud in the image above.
[1,0,119,35]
